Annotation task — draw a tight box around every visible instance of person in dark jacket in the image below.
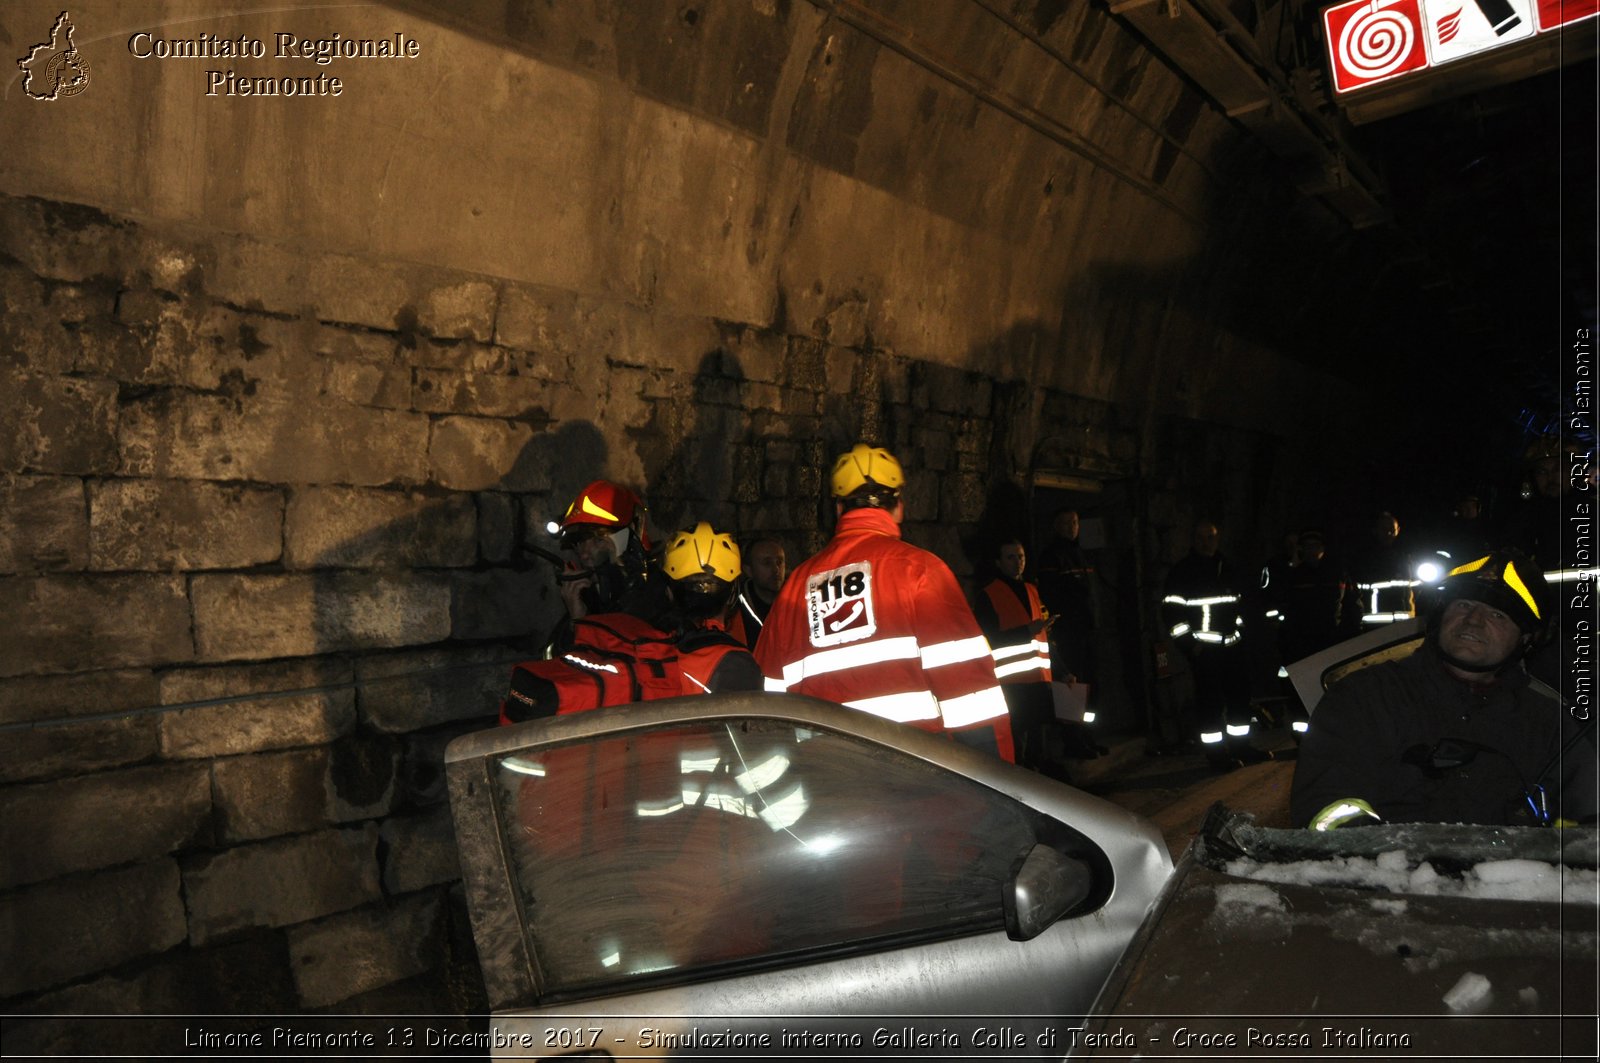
[1035,509,1096,690]
[543,479,670,655]
[1347,510,1416,631]
[728,536,787,649]
[1163,520,1273,770]
[1292,549,1596,830]
[1277,528,1348,664]
[973,538,1055,768]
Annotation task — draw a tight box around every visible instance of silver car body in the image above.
[446,692,1172,1058]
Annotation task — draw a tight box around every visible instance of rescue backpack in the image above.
[502,613,680,723]
[500,614,753,723]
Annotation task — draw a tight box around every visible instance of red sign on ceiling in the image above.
[1325,0,1430,93]
[1325,0,1594,93]
[1536,0,1600,29]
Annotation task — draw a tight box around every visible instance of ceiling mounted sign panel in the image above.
[1536,0,1600,30]
[1425,0,1536,64]
[1325,0,1589,92]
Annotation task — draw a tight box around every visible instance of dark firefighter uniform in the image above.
[1293,550,1597,830]
[1162,551,1258,760]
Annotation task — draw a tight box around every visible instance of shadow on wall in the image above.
[643,346,851,555]
[642,350,749,535]
[304,413,614,756]
[201,419,622,1018]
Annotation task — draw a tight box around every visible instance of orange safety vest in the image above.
[980,578,1052,685]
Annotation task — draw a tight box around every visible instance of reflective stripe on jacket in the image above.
[1355,578,1416,625]
[978,577,1052,684]
[1161,592,1244,645]
[1162,553,1248,647]
[727,588,767,649]
[755,507,1013,761]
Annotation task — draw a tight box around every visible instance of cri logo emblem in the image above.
[17,11,91,101]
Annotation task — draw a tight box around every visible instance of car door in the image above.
[446,692,1171,1059]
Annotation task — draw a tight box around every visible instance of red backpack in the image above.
[501,613,686,723]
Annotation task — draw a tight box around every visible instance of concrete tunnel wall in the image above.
[1,0,1365,1029]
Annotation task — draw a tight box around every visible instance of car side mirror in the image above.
[1003,843,1093,941]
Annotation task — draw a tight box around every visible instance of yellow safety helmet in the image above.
[831,443,905,499]
[662,522,742,583]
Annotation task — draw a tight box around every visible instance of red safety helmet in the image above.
[558,480,650,549]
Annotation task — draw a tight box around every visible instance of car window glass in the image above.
[491,719,1043,1000]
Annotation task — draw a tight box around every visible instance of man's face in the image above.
[1437,598,1523,672]
[1531,458,1561,499]
[1054,511,1080,540]
[746,541,787,598]
[568,525,620,570]
[998,543,1026,581]
[1193,522,1219,557]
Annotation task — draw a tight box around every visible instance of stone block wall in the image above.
[0,190,1092,1029]
[1,184,1314,1035]
[1,192,583,1031]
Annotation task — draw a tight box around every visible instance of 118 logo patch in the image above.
[806,562,876,647]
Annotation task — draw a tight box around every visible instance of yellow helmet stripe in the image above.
[1502,561,1541,620]
[580,496,622,523]
[1447,555,1490,577]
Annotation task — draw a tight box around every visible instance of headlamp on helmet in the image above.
[831,443,905,505]
[1438,551,1548,634]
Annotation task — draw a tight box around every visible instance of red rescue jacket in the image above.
[755,507,1013,761]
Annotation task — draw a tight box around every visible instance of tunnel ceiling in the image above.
[1106,0,1596,459]
[389,0,1595,466]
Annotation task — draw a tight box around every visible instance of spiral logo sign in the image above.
[1325,0,1428,91]
[1340,3,1417,77]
